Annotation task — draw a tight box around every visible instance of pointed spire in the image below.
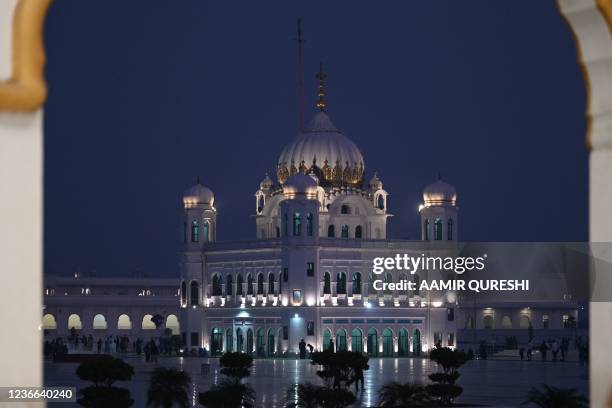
[316,62,327,111]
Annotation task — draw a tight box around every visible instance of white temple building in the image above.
[43,71,584,357]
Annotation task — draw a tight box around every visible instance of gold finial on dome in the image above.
[315,62,327,111]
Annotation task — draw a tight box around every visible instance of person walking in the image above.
[328,338,335,352]
[353,366,364,392]
[540,341,548,361]
[299,339,307,359]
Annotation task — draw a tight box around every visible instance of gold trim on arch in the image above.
[0,0,52,112]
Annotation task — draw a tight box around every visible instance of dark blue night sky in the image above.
[43,1,587,278]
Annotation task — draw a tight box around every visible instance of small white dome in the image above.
[260,173,274,189]
[369,172,383,190]
[283,173,318,198]
[183,183,214,206]
[423,179,456,206]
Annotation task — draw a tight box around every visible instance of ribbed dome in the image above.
[277,112,364,187]
[260,173,274,189]
[183,183,214,206]
[283,173,318,198]
[369,172,383,190]
[423,179,457,206]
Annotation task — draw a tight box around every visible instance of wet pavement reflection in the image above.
[45,357,588,407]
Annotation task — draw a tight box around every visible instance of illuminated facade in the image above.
[179,104,460,357]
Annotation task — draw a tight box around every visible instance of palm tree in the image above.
[286,383,320,408]
[522,384,588,408]
[146,367,191,408]
[377,382,432,407]
[199,378,255,408]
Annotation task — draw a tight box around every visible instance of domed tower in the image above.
[182,181,217,246]
[420,177,458,241]
[256,64,390,240]
[279,173,320,309]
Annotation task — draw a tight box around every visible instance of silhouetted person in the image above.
[299,339,307,359]
[353,366,364,392]
[328,338,335,352]
[540,341,548,361]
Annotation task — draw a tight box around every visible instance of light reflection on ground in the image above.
[45,357,588,407]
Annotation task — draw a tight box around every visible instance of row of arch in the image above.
[322,328,422,356]
[327,224,363,239]
[185,219,211,243]
[423,218,453,241]
[467,314,531,329]
[42,313,180,334]
[210,327,283,357]
[282,212,315,237]
[183,269,424,304]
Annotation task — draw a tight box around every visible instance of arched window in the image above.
[117,314,132,330]
[327,225,335,238]
[341,204,350,214]
[142,314,156,330]
[306,213,313,236]
[341,224,349,238]
[191,220,200,242]
[236,328,244,352]
[351,328,363,353]
[212,274,222,296]
[93,314,107,330]
[337,329,347,351]
[203,221,210,242]
[236,274,243,295]
[257,274,264,295]
[247,274,254,295]
[382,328,394,356]
[423,219,429,240]
[165,314,180,335]
[323,329,332,351]
[520,315,531,329]
[483,315,494,329]
[355,225,363,239]
[383,273,393,294]
[226,328,234,352]
[447,218,454,240]
[267,328,275,356]
[434,218,443,240]
[501,315,512,329]
[293,212,301,236]
[323,272,331,294]
[276,226,280,238]
[257,195,264,213]
[246,329,254,355]
[42,314,57,330]
[377,194,385,210]
[68,314,82,330]
[413,329,422,356]
[226,274,233,296]
[211,327,223,356]
[256,329,265,357]
[190,281,199,306]
[268,273,275,294]
[367,328,378,357]
[466,316,475,329]
[398,328,409,356]
[337,272,347,294]
[352,272,362,294]
[180,281,187,305]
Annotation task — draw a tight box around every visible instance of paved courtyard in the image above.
[45,357,588,407]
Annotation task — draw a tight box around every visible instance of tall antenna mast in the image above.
[296,18,305,131]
